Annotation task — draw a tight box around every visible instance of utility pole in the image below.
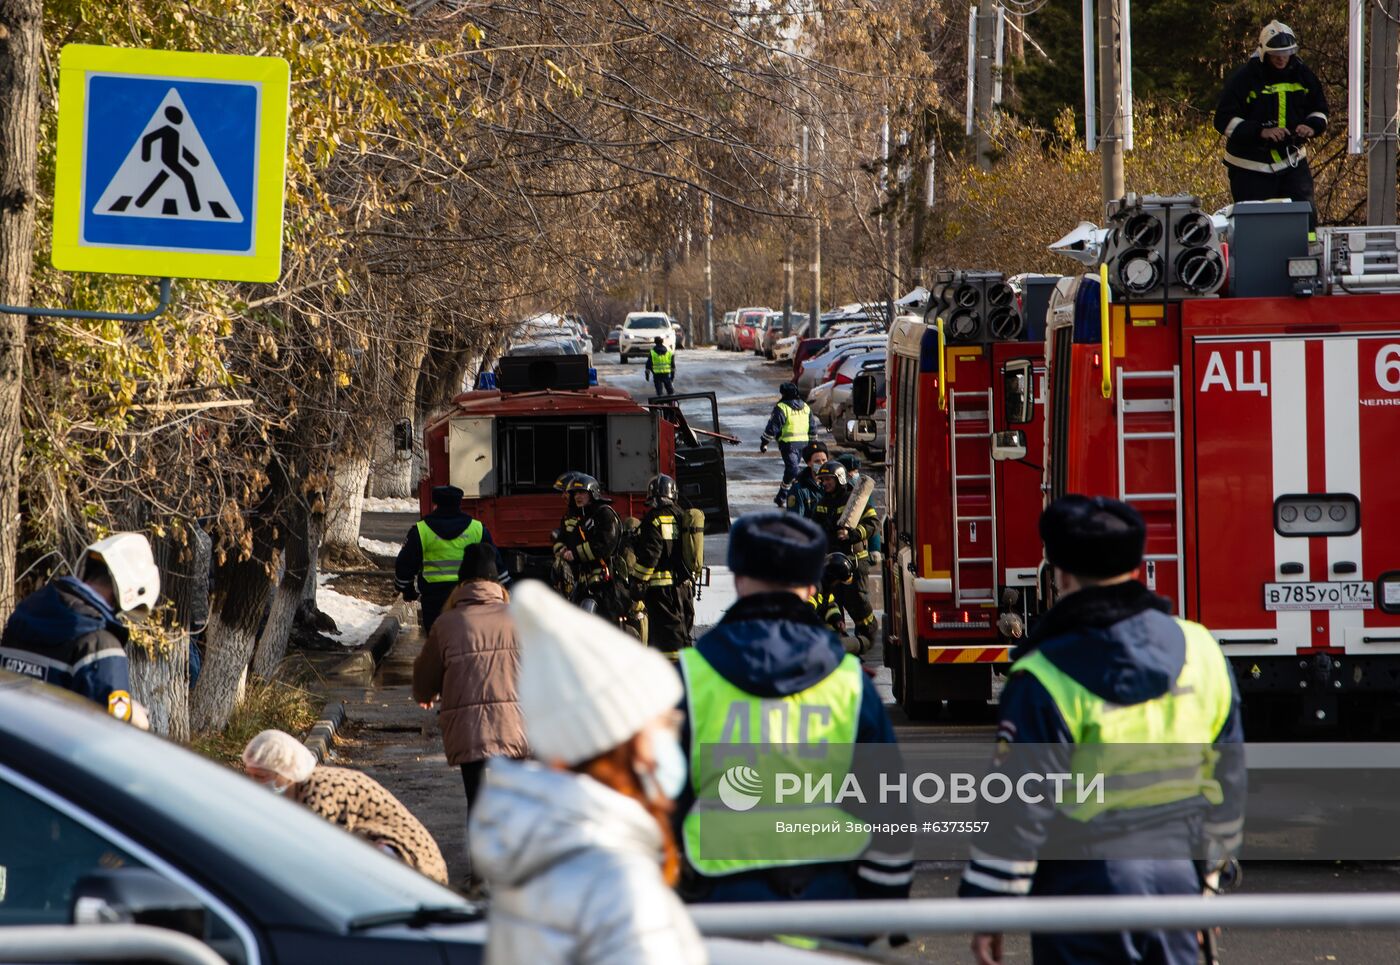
[803,123,821,330]
[703,195,714,343]
[974,5,996,171]
[1368,0,1400,225]
[1096,0,1125,205]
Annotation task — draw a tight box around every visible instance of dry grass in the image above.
[190,670,322,767]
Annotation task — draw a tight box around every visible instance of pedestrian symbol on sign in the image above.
[93,88,243,224]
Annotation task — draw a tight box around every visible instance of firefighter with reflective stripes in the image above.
[760,382,821,508]
[646,336,676,396]
[395,485,496,633]
[1,534,158,727]
[812,463,878,653]
[960,496,1244,965]
[552,473,626,621]
[810,552,852,635]
[1214,21,1327,230]
[631,474,691,654]
[676,512,913,908]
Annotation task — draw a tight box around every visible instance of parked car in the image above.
[796,335,887,394]
[790,321,884,378]
[603,328,621,352]
[824,351,887,437]
[672,322,688,350]
[618,311,675,362]
[758,312,808,359]
[716,311,738,350]
[732,308,769,353]
[0,675,861,965]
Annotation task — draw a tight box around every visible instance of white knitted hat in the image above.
[511,580,683,765]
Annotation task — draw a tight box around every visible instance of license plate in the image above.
[1263,581,1374,611]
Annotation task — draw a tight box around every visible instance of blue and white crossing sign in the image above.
[52,45,290,283]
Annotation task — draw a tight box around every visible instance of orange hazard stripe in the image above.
[927,647,1011,664]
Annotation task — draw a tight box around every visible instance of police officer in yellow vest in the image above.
[676,512,913,906]
[646,336,676,396]
[759,382,822,508]
[959,496,1244,965]
[394,485,498,632]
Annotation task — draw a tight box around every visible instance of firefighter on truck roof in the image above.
[759,382,821,508]
[631,474,692,656]
[551,472,628,623]
[960,496,1245,965]
[395,485,498,633]
[812,463,878,654]
[1214,20,1327,232]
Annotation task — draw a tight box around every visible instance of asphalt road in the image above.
[358,346,1400,963]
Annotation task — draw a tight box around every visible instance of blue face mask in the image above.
[644,728,689,801]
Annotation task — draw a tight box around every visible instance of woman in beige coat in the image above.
[412,543,528,813]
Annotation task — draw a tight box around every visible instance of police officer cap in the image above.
[1040,495,1145,579]
[780,381,800,400]
[800,441,828,462]
[432,485,464,509]
[728,511,827,588]
[835,452,861,473]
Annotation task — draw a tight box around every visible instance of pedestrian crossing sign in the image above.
[52,45,290,283]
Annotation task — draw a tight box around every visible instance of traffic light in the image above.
[1103,194,1225,301]
[928,269,1025,344]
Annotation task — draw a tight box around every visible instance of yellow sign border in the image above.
[52,44,290,283]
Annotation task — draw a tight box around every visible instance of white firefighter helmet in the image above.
[79,533,160,616]
[1258,21,1298,58]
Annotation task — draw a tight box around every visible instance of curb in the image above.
[303,700,345,763]
[326,606,403,678]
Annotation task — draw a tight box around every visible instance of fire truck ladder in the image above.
[1115,367,1186,615]
[949,388,997,607]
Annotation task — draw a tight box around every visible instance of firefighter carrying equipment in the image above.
[1011,618,1233,822]
[417,518,485,583]
[810,589,844,634]
[632,508,680,588]
[646,473,679,508]
[678,646,867,877]
[649,346,674,375]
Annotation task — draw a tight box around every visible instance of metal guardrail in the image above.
[690,894,1400,938]
[0,924,226,965]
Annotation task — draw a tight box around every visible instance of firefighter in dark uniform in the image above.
[760,382,821,508]
[810,552,853,635]
[676,512,913,906]
[395,485,496,633]
[812,463,878,652]
[1214,21,1328,231]
[784,441,829,518]
[551,473,627,621]
[646,336,676,396]
[631,474,691,655]
[960,496,1244,965]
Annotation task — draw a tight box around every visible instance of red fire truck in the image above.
[1043,201,1400,733]
[419,354,730,581]
[872,273,1054,719]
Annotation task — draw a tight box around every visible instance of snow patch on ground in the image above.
[694,561,739,630]
[316,573,390,648]
[358,536,403,557]
[362,496,419,513]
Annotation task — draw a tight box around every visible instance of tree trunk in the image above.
[369,339,426,498]
[252,494,319,678]
[323,452,370,555]
[0,0,41,616]
[190,552,272,733]
[128,526,209,740]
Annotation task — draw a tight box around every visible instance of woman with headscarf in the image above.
[469,580,706,964]
[242,729,449,885]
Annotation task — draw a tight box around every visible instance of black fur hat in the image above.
[728,511,827,587]
[1040,495,1145,579]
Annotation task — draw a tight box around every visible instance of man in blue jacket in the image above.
[676,511,913,906]
[959,496,1244,965]
[2,533,159,725]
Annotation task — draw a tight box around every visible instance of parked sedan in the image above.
[716,311,738,350]
[603,328,621,352]
[733,308,769,352]
[796,335,887,394]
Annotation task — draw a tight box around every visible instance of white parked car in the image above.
[618,311,676,362]
[796,335,887,394]
[819,350,886,429]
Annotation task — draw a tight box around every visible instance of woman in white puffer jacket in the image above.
[470,581,706,965]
